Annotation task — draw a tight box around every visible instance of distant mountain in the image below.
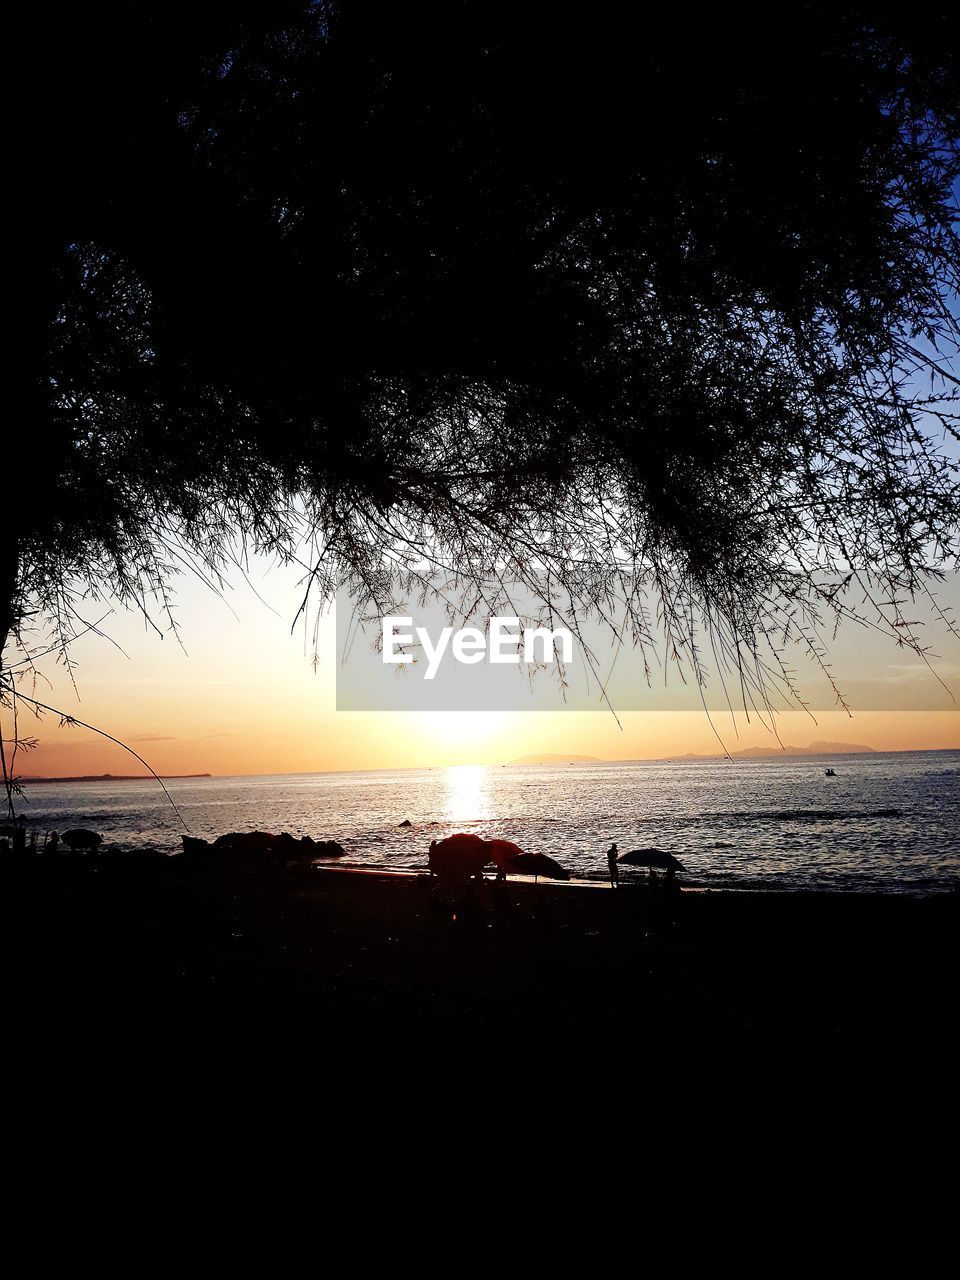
[506,753,603,765]
[671,741,876,760]
[20,773,212,783]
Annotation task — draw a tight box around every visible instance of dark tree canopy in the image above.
[7,2,960,719]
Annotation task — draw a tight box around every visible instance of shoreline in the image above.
[9,846,955,896]
[310,863,957,897]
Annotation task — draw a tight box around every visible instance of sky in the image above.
[5,554,957,778]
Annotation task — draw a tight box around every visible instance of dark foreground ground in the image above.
[3,855,955,1080]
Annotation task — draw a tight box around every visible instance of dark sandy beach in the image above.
[3,854,955,1072]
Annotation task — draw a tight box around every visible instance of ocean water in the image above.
[11,750,959,894]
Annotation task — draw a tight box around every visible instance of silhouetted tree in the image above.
[5,3,960,768]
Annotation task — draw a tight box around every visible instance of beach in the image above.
[8,756,956,1071]
[5,853,955,1067]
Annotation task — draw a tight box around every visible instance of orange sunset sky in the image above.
[5,557,958,777]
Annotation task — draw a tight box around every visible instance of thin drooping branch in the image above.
[2,688,190,832]
[5,4,956,811]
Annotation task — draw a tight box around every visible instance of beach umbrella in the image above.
[486,838,526,868]
[618,847,685,873]
[504,851,571,881]
[429,832,491,879]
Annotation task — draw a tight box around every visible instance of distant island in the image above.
[506,753,603,765]
[669,741,877,760]
[504,742,887,766]
[20,773,212,784]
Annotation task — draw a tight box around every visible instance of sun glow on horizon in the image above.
[411,712,511,760]
[5,557,958,778]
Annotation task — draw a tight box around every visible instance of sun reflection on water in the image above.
[444,764,491,824]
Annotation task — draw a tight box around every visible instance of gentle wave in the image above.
[699,807,905,823]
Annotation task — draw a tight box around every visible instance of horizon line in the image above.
[19,743,959,783]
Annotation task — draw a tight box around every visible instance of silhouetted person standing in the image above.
[607,842,619,889]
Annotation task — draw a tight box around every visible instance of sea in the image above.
[12,749,959,895]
